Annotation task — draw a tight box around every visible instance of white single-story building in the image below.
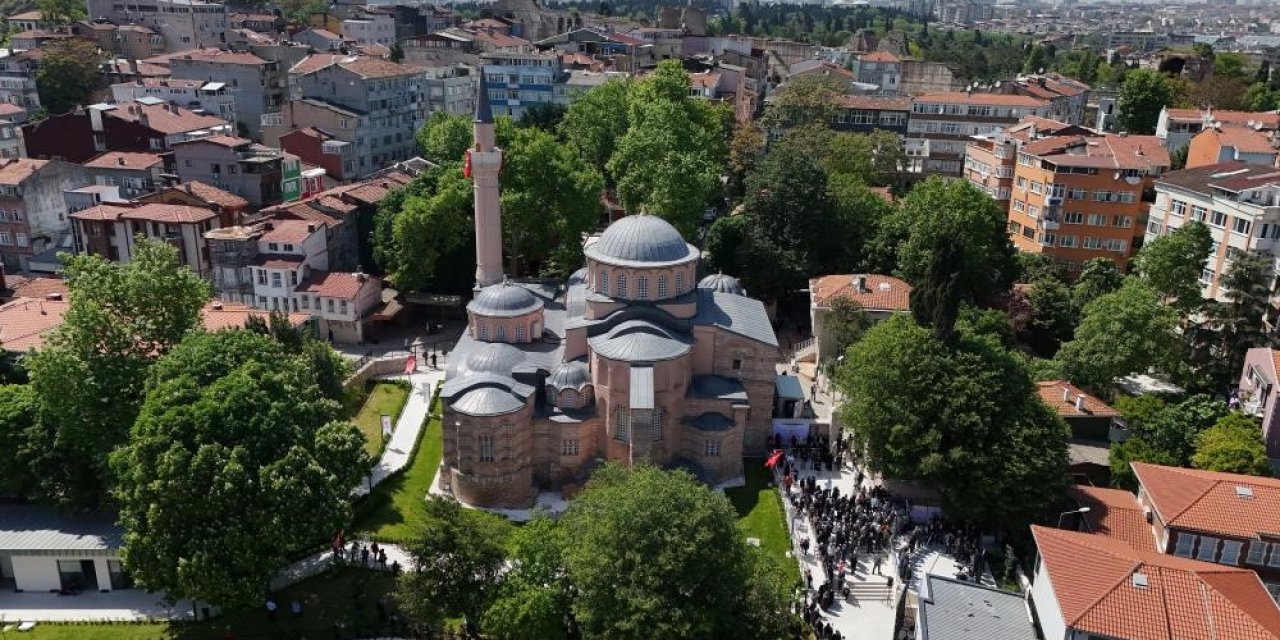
[0,505,129,593]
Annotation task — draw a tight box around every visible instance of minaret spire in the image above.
[471,73,503,288]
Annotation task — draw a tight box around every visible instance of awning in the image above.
[201,81,226,91]
[775,373,804,401]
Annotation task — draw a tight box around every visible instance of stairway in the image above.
[843,577,894,604]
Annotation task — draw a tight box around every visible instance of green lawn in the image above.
[17,624,169,639]
[350,381,411,458]
[351,405,444,544]
[726,459,801,585]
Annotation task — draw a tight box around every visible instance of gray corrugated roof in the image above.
[0,505,122,553]
[698,273,746,296]
[587,319,692,362]
[467,281,544,317]
[451,386,525,416]
[440,372,535,400]
[689,375,747,401]
[583,215,699,267]
[694,290,779,347]
[548,360,591,390]
[462,343,528,376]
[629,366,654,410]
[682,412,735,431]
[919,575,1035,640]
[775,373,805,400]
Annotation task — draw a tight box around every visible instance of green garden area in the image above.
[348,380,411,457]
[726,460,801,586]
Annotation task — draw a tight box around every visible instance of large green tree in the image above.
[36,0,84,23]
[1117,69,1175,135]
[111,345,368,609]
[560,77,632,176]
[891,177,1017,340]
[416,111,473,165]
[759,74,845,132]
[1192,412,1271,476]
[1109,394,1228,489]
[608,61,727,236]
[25,239,210,506]
[1057,279,1178,395]
[0,384,39,497]
[36,39,102,115]
[825,130,906,187]
[378,165,475,294]
[481,515,572,640]
[1072,257,1124,308]
[835,315,1070,526]
[561,464,789,640]
[1183,251,1276,394]
[1133,221,1212,311]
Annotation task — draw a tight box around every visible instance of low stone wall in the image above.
[344,356,408,390]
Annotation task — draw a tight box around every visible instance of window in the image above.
[1270,544,1280,568]
[1083,237,1102,249]
[327,299,335,313]
[1211,211,1228,228]
[615,408,630,442]
[1022,227,1035,239]
[15,233,26,247]
[598,269,608,294]
[270,272,281,288]
[1192,206,1207,222]
[1174,533,1195,557]
[561,439,579,456]
[1016,176,1027,189]
[268,242,279,251]
[478,323,488,340]
[300,296,309,309]
[1196,536,1220,562]
[1234,218,1253,235]
[1027,205,1040,218]
[616,274,627,298]
[496,325,507,341]
[732,358,742,370]
[289,271,298,286]
[283,244,294,252]
[1113,215,1133,228]
[1220,540,1244,565]
[515,325,525,341]
[1247,541,1269,565]
[1087,214,1107,226]
[1064,212,1084,224]
[339,301,348,315]
[1068,187,1087,200]
[1059,235,1077,248]
[675,272,683,294]
[1013,200,1026,213]
[658,276,667,298]
[1108,239,1128,253]
[1172,200,1187,216]
[704,440,721,457]
[637,276,648,300]
[653,407,664,442]
[1029,181,1043,194]
[478,434,494,462]
[0,232,10,245]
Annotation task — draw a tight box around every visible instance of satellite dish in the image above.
[995,80,1002,88]
[1038,67,1045,74]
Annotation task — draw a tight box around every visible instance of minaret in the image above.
[471,74,503,289]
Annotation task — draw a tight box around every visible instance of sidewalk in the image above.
[354,366,446,497]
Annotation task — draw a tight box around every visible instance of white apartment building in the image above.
[908,92,1053,175]
[1147,161,1280,304]
[341,11,396,47]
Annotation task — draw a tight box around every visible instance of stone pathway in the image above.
[354,366,446,497]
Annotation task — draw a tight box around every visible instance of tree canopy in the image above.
[1133,221,1212,312]
[36,39,102,115]
[1109,394,1228,489]
[560,77,632,175]
[1057,279,1178,395]
[396,497,509,630]
[1117,69,1175,135]
[1191,412,1271,477]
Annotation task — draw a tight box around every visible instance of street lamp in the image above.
[1057,506,1091,529]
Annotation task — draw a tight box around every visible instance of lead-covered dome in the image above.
[467,282,544,317]
[464,343,527,376]
[547,361,591,390]
[698,273,746,296]
[585,215,698,266]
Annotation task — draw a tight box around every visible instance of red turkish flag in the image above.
[765,449,784,469]
[403,355,417,375]
[463,149,472,179]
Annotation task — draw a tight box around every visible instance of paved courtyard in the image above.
[0,589,191,623]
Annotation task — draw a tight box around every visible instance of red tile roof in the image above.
[1199,126,1278,155]
[1132,462,1280,540]
[290,54,418,79]
[167,181,249,209]
[1165,108,1280,129]
[1032,526,1280,640]
[809,274,911,312]
[201,301,307,331]
[0,158,47,185]
[1068,485,1154,550]
[914,92,1049,107]
[860,51,899,63]
[1036,380,1118,418]
[251,255,304,269]
[260,219,318,244]
[68,203,132,221]
[175,134,250,149]
[10,277,66,299]
[1020,133,1170,170]
[82,151,164,170]
[120,203,217,223]
[107,102,227,135]
[0,103,26,118]
[146,48,269,66]
[296,270,377,299]
[0,296,68,352]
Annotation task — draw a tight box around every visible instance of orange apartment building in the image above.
[964,116,1090,207]
[1005,132,1169,271]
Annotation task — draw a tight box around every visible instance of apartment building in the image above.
[1237,347,1280,466]
[422,63,477,116]
[72,21,165,60]
[85,0,228,51]
[831,95,910,135]
[284,55,426,175]
[0,106,24,160]
[0,49,43,112]
[852,51,900,94]
[170,135,284,208]
[154,48,288,140]
[23,100,231,164]
[907,92,1053,175]
[81,151,165,199]
[341,9,396,47]
[998,73,1091,125]
[1156,107,1280,153]
[1147,162,1280,304]
[68,202,220,276]
[110,78,237,125]
[1185,125,1278,169]
[964,117,1089,206]
[1007,132,1168,271]
[137,180,248,227]
[481,50,565,120]
[0,159,89,270]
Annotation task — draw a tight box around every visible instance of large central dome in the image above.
[585,215,699,267]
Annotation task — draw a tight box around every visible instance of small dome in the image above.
[698,273,746,296]
[585,215,698,266]
[547,361,591,390]
[465,343,526,376]
[467,282,544,317]
[451,386,525,417]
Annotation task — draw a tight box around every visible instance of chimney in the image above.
[1062,386,1070,402]
[306,223,316,232]
[45,292,62,301]
[116,156,126,166]
[211,300,223,310]
[857,275,867,293]
[1075,394,1085,411]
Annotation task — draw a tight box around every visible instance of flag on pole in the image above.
[403,355,417,375]
[765,449,784,469]
[463,149,472,179]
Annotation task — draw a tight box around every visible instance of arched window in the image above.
[658,276,668,298]
[598,269,608,294]
[496,324,507,342]
[704,439,720,457]
[615,407,630,442]
[479,434,495,462]
[637,276,648,300]
[653,407,665,442]
[515,325,525,342]
[564,389,579,408]
[545,386,556,404]
[477,323,488,341]
[675,271,684,294]
[616,273,627,298]
[530,320,539,340]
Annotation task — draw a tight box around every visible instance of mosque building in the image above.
[439,80,779,508]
